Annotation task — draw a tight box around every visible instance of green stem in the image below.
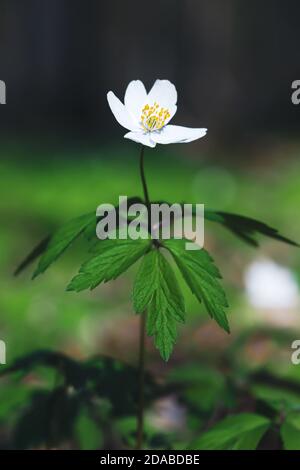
[136,309,146,450]
[136,145,149,450]
[139,145,150,208]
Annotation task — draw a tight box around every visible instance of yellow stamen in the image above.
[140,102,170,131]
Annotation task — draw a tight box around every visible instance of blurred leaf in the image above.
[33,212,96,278]
[205,210,299,247]
[116,416,166,448]
[0,385,32,421]
[67,237,150,292]
[13,388,81,449]
[163,238,229,333]
[203,209,224,223]
[1,351,160,419]
[0,350,88,389]
[115,416,137,447]
[168,363,224,384]
[227,327,294,361]
[189,413,270,450]
[14,236,51,276]
[85,356,158,417]
[13,391,51,449]
[83,196,143,241]
[15,197,144,276]
[281,413,300,450]
[158,202,298,247]
[168,364,227,413]
[252,384,300,412]
[133,249,185,361]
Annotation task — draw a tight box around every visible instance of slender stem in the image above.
[136,145,149,450]
[139,145,150,208]
[136,309,146,449]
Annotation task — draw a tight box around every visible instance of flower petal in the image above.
[147,79,177,109]
[124,131,156,148]
[107,91,137,131]
[151,125,207,144]
[124,80,147,122]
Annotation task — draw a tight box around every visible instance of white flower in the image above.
[107,79,207,148]
[244,259,299,310]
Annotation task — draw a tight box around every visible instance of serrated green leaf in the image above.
[132,249,159,313]
[67,237,150,292]
[133,249,185,361]
[189,413,270,450]
[281,413,300,450]
[163,238,229,333]
[33,212,96,278]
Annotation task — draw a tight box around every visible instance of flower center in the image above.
[140,102,170,131]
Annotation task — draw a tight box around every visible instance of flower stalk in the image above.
[139,145,150,209]
[136,308,146,450]
[136,145,149,450]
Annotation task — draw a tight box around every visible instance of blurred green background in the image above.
[1,142,300,449]
[2,142,299,358]
[1,0,300,450]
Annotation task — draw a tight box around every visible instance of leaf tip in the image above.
[31,270,40,280]
[65,282,75,292]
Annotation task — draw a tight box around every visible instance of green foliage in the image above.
[33,212,96,278]
[14,191,298,363]
[189,413,271,450]
[75,407,104,450]
[83,196,143,241]
[1,350,158,413]
[0,348,176,449]
[13,388,82,449]
[281,413,300,450]
[3,344,300,450]
[0,385,32,421]
[116,415,171,449]
[14,208,243,359]
[163,239,229,333]
[168,364,228,413]
[10,155,299,449]
[205,209,299,247]
[67,237,150,292]
[252,384,300,413]
[0,350,89,388]
[154,201,298,247]
[14,236,51,276]
[14,196,144,276]
[85,356,158,417]
[133,249,185,361]
[0,350,161,449]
